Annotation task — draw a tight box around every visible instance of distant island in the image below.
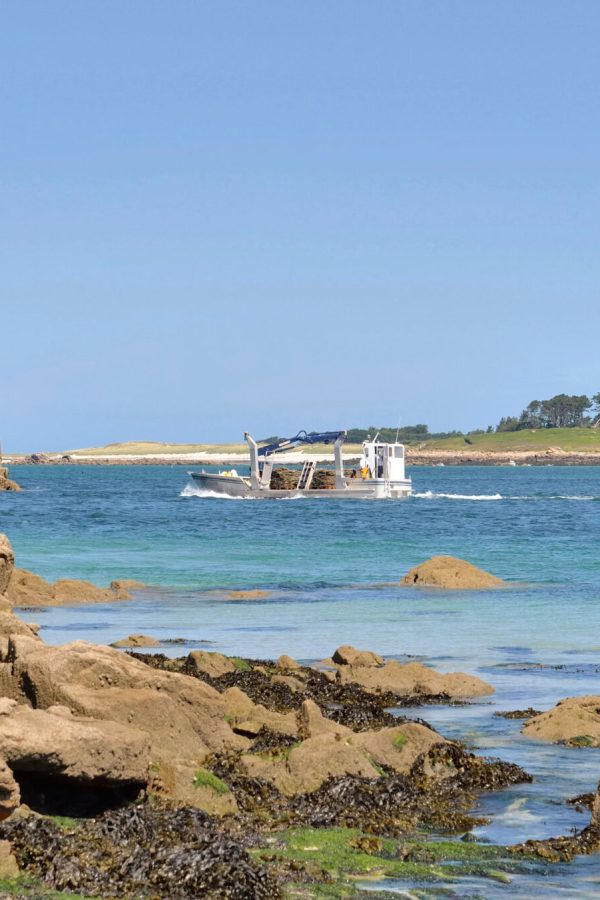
[5,393,600,467]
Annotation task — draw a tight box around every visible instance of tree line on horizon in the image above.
[495,393,600,432]
[260,395,600,448]
[347,393,600,444]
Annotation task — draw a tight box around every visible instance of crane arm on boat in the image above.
[255,430,346,458]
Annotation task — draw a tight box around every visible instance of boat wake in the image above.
[179,483,306,501]
[179,483,248,500]
[414,491,598,502]
[414,491,503,501]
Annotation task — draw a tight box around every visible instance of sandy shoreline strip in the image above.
[5,448,600,466]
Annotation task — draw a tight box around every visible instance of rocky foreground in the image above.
[0,537,598,896]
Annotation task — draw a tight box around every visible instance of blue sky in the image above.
[2,1,599,450]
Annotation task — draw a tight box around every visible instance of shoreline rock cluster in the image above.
[8,447,600,467]
[0,533,599,896]
[0,466,20,492]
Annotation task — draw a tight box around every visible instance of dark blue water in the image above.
[2,463,600,895]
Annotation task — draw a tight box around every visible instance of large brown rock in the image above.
[221,686,297,737]
[332,645,384,667]
[0,535,14,595]
[337,659,493,699]
[0,758,20,820]
[401,556,503,589]
[0,610,43,642]
[0,699,149,784]
[5,568,139,607]
[522,696,600,747]
[354,722,444,773]
[186,650,236,678]
[110,634,160,649]
[0,469,21,493]
[239,716,447,796]
[239,733,380,796]
[5,640,247,768]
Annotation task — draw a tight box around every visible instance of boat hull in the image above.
[189,472,411,499]
[190,472,252,497]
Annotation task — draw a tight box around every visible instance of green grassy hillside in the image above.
[71,440,364,456]
[422,427,600,452]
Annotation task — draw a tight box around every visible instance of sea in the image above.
[2,462,600,897]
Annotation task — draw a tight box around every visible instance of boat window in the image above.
[395,446,403,458]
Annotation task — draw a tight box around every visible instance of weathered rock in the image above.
[4,569,54,606]
[592,785,600,826]
[522,696,600,746]
[298,699,350,740]
[186,650,236,678]
[53,578,120,604]
[0,760,20,820]
[110,634,160,648]
[221,686,297,737]
[148,761,238,817]
[239,733,381,795]
[332,644,384,667]
[5,567,138,607]
[276,654,300,670]
[271,674,304,693]
[0,837,19,877]
[0,469,21,493]
[401,555,504,589]
[0,536,14,595]
[25,454,49,464]
[337,659,493,699]
[6,641,247,769]
[353,722,444,774]
[0,610,42,641]
[0,702,150,785]
[110,579,145,597]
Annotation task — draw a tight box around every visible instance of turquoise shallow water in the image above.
[2,463,600,896]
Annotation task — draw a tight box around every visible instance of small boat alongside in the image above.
[189,430,412,499]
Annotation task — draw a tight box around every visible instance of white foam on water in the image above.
[414,491,503,501]
[179,483,248,500]
[414,491,598,502]
[492,797,541,825]
[179,483,306,500]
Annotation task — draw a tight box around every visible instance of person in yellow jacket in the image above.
[360,465,370,479]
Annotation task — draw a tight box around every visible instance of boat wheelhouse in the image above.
[189,430,412,499]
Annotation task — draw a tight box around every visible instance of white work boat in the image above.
[189,430,412,499]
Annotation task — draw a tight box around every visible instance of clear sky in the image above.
[2,1,599,450]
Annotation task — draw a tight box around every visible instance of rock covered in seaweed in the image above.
[401,555,504,589]
[522,695,600,746]
[335,657,494,699]
[0,805,282,898]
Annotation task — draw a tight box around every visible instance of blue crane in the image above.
[256,430,346,458]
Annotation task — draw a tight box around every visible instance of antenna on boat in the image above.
[395,417,401,443]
